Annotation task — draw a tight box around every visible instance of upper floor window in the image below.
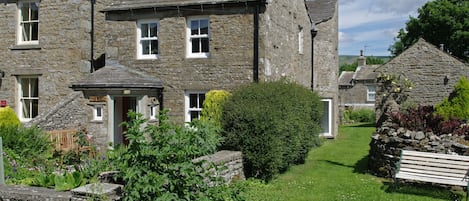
[184,91,206,122]
[367,85,376,102]
[17,76,39,121]
[187,17,210,58]
[137,20,159,59]
[18,1,39,45]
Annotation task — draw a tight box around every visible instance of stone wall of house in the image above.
[258,0,313,88]
[368,120,469,178]
[105,7,255,123]
[0,0,109,124]
[375,39,469,123]
[339,81,375,109]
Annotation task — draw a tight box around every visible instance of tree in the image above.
[339,56,385,73]
[389,0,469,61]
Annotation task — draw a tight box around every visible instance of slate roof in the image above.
[338,71,354,86]
[103,0,259,11]
[354,65,378,80]
[71,64,163,90]
[305,0,337,25]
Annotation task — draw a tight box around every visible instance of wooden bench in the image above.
[394,150,469,200]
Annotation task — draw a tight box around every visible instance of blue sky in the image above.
[338,0,431,56]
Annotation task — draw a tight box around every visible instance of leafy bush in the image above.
[0,106,20,127]
[0,126,52,161]
[221,80,323,181]
[345,108,375,123]
[113,111,243,200]
[201,90,231,127]
[435,76,469,120]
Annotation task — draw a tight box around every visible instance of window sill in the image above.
[91,120,104,123]
[10,44,42,50]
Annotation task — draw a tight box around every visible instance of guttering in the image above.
[311,26,318,90]
[253,2,260,83]
[90,0,95,73]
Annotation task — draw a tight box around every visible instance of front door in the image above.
[113,97,137,146]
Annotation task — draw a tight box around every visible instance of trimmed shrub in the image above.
[201,90,232,127]
[0,106,20,127]
[348,108,375,123]
[221,80,323,181]
[435,76,469,120]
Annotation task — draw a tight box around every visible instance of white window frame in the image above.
[320,99,332,137]
[93,105,104,121]
[298,27,304,55]
[186,17,210,58]
[367,85,376,102]
[184,91,206,122]
[17,0,39,45]
[149,105,158,120]
[137,19,159,59]
[17,76,39,122]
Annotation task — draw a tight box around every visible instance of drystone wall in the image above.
[368,120,469,178]
[0,150,244,200]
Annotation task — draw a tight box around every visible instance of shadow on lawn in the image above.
[321,155,370,174]
[382,181,463,201]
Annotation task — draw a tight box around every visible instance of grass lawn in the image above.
[244,123,466,201]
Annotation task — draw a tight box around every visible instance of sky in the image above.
[338,0,431,56]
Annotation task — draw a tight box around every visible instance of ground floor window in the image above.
[17,76,39,121]
[184,91,206,122]
[320,99,332,137]
[93,105,104,121]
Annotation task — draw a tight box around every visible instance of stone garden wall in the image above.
[368,120,469,178]
[0,151,244,200]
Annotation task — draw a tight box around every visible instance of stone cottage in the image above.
[339,51,378,119]
[375,38,469,125]
[0,0,339,151]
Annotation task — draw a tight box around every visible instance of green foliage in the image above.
[389,0,469,61]
[344,108,375,123]
[201,90,232,127]
[0,106,20,127]
[221,80,323,181]
[339,57,385,73]
[112,111,243,200]
[435,77,469,120]
[54,171,85,191]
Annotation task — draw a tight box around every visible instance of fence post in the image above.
[0,137,4,184]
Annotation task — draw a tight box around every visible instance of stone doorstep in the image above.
[71,183,123,198]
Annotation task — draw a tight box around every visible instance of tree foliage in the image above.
[339,56,385,73]
[201,90,231,127]
[435,76,469,120]
[389,0,469,61]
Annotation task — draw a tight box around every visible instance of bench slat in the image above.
[396,172,468,186]
[401,160,469,171]
[403,155,469,167]
[402,150,469,162]
[399,167,467,179]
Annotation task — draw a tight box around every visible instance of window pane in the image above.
[22,99,31,118]
[192,38,200,53]
[201,38,209,53]
[32,99,38,117]
[142,40,150,54]
[149,23,158,37]
[96,106,102,117]
[21,4,29,21]
[31,3,39,20]
[190,111,200,121]
[31,78,38,97]
[151,40,158,54]
[190,94,197,108]
[191,21,199,35]
[141,24,148,37]
[21,79,29,97]
[22,23,31,41]
[31,22,38,40]
[199,94,205,108]
[200,19,209,34]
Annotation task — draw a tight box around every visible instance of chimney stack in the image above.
[357,50,366,66]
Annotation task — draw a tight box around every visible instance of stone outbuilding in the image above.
[375,38,469,125]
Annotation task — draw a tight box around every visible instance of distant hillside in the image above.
[339,55,391,65]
